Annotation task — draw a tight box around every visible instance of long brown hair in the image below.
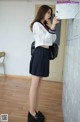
[30,5,53,31]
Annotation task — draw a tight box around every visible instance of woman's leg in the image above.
[35,77,43,112]
[29,75,41,116]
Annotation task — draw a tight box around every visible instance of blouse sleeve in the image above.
[33,22,57,44]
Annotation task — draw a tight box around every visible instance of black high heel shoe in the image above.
[28,112,45,122]
[36,111,45,121]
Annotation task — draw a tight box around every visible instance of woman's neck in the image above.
[41,19,45,25]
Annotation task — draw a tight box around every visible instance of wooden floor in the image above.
[0,76,64,122]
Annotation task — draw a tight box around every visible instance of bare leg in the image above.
[35,77,43,112]
[29,75,41,116]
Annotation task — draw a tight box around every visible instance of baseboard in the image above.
[0,74,31,80]
[0,74,62,83]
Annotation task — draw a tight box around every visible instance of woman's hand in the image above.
[46,17,59,30]
[52,17,60,25]
[50,17,60,30]
[46,19,52,28]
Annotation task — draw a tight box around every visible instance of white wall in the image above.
[0,1,56,77]
[62,5,80,122]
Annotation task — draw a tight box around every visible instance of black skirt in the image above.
[29,46,50,77]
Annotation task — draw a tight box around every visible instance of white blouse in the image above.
[32,22,57,48]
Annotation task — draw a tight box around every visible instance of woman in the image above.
[28,5,59,122]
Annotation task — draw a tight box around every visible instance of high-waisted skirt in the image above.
[29,46,50,77]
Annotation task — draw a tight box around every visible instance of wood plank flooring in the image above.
[0,76,64,122]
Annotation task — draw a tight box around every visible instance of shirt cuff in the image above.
[49,29,56,34]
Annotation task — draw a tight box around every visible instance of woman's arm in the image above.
[33,22,57,44]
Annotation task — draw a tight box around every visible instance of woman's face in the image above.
[44,9,52,21]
